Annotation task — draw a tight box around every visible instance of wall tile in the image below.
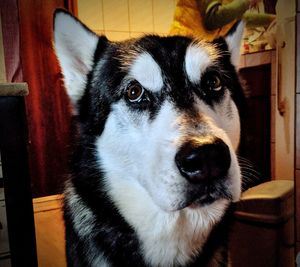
[103,0,129,31]
[153,0,175,34]
[155,32,169,36]
[77,0,104,31]
[105,31,130,41]
[129,0,153,33]
[94,30,105,36]
[130,32,148,38]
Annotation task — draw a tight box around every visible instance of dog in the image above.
[53,9,246,267]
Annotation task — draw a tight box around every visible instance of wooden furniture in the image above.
[0,83,37,267]
[230,180,294,267]
[295,5,300,255]
[239,50,275,181]
[33,195,66,267]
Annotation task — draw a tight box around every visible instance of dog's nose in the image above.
[175,139,231,183]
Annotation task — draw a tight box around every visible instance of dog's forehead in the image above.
[110,36,221,91]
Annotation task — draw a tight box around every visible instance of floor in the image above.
[33,195,66,267]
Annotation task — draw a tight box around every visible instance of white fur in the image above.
[107,180,228,267]
[129,52,164,92]
[184,45,212,84]
[53,12,98,106]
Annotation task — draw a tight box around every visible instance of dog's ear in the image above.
[224,21,244,68]
[53,9,106,108]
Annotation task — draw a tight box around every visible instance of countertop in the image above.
[0,83,29,96]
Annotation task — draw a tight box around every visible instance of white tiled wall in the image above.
[77,0,176,41]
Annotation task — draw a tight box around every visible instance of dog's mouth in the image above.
[190,193,217,206]
[187,193,224,208]
[183,182,233,209]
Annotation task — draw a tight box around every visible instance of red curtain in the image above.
[0,0,23,82]
[18,0,76,196]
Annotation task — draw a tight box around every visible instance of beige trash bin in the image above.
[229,180,294,267]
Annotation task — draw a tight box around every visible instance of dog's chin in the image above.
[165,194,231,212]
[186,195,222,209]
[151,182,233,212]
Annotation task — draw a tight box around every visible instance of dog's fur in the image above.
[53,9,246,267]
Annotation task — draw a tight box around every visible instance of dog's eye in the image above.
[204,73,222,92]
[126,83,144,102]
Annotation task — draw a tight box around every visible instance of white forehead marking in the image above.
[185,44,212,84]
[129,52,163,92]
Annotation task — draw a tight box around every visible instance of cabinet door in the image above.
[274,12,296,180]
[0,198,10,255]
[0,97,37,267]
[238,65,271,182]
[296,170,300,253]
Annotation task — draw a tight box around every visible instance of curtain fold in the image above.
[18,0,74,197]
[0,0,22,82]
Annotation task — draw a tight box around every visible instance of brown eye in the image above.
[205,74,222,91]
[127,83,144,102]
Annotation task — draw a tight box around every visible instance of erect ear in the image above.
[224,21,245,68]
[53,9,104,108]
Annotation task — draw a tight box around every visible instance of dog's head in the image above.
[54,10,244,213]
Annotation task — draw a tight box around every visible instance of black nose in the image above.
[175,138,231,183]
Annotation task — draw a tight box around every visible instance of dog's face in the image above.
[54,11,243,213]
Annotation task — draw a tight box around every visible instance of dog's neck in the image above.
[136,204,228,267]
[66,177,229,266]
[105,179,229,266]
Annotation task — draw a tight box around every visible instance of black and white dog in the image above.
[54,9,246,267]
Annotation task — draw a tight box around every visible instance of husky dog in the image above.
[54,9,246,267]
